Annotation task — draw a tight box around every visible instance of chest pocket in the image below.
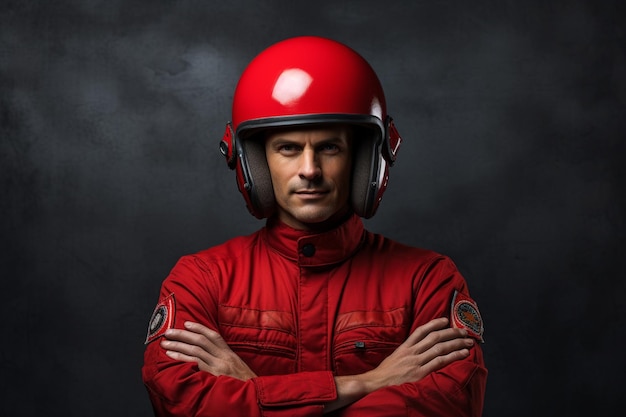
[219,304,297,376]
[333,308,408,376]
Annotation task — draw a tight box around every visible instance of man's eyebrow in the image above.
[268,137,299,145]
[317,136,346,144]
[268,136,343,143]
[266,133,348,148]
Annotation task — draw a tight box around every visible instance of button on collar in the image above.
[301,243,316,257]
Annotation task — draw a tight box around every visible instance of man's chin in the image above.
[294,214,332,227]
[286,208,350,231]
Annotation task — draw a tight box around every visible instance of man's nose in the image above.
[298,150,321,180]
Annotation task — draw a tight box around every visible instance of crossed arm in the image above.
[160,317,474,414]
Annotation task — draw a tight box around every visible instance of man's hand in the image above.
[160,321,257,381]
[364,317,474,388]
[327,317,474,413]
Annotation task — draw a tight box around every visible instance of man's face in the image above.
[265,125,352,230]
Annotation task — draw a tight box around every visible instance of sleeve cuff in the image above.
[253,371,337,407]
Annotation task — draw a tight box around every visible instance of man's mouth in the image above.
[294,189,328,198]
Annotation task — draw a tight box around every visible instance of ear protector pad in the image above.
[350,126,381,218]
[239,136,275,218]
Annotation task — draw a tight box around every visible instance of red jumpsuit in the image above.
[142,214,487,416]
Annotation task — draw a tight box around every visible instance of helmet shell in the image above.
[232,36,386,133]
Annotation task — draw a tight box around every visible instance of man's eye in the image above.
[320,144,340,153]
[279,144,298,153]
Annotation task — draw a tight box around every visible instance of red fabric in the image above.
[142,214,487,416]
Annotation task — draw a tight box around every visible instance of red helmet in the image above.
[220,36,401,219]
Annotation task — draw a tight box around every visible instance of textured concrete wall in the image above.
[1,1,624,415]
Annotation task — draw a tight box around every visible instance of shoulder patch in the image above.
[450,290,484,343]
[145,293,176,345]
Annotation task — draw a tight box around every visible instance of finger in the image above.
[163,346,207,365]
[418,326,470,350]
[165,324,219,345]
[418,337,475,366]
[161,339,216,363]
[165,325,235,359]
[417,346,472,377]
[163,347,222,376]
[404,317,453,346]
[164,328,205,344]
[183,322,231,349]
[164,329,223,357]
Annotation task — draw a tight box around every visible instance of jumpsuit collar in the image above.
[263,213,365,267]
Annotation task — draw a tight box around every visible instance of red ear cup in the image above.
[233,146,258,218]
[364,117,402,217]
[220,122,267,218]
[384,117,402,166]
[220,123,236,169]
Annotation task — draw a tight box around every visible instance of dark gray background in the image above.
[1,0,624,415]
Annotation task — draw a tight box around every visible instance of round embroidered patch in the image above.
[149,305,167,336]
[450,290,484,342]
[455,301,482,335]
[145,293,176,344]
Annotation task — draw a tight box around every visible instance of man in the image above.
[142,36,487,416]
